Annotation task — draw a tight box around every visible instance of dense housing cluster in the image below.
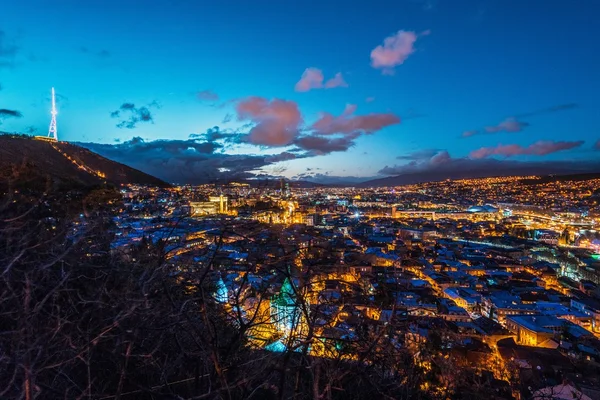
[109,176,600,399]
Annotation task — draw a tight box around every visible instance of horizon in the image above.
[1,0,600,184]
[2,4,600,396]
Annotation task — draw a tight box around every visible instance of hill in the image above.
[359,166,600,188]
[0,135,169,187]
[519,172,600,184]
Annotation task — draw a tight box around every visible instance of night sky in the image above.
[1,0,599,184]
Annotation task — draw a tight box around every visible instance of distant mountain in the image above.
[359,164,600,188]
[520,172,600,184]
[0,135,169,187]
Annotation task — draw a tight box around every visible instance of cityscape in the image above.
[2,1,600,399]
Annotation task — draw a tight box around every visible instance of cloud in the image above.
[196,90,219,102]
[222,113,233,123]
[293,172,373,185]
[370,30,427,74]
[365,97,375,103]
[286,104,401,155]
[265,151,297,163]
[429,150,452,165]
[295,68,323,92]
[484,117,529,133]
[189,126,246,148]
[463,117,529,137]
[469,140,584,159]
[594,140,600,150]
[294,68,348,92]
[0,30,18,68]
[76,134,302,184]
[324,72,348,89]
[311,106,400,135]
[0,109,22,118]
[197,97,400,158]
[0,109,22,124]
[515,103,578,119]
[342,103,357,116]
[396,149,439,160]
[295,132,360,155]
[110,101,159,129]
[462,130,479,138]
[378,151,474,175]
[235,96,302,146]
[463,104,577,137]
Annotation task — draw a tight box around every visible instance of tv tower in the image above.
[48,87,58,141]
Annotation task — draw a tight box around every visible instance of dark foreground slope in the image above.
[0,135,169,187]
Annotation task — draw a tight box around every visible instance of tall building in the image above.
[190,195,229,216]
[208,195,228,213]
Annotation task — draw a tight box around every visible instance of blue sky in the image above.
[1,0,599,184]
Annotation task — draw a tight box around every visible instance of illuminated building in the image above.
[269,278,309,350]
[208,195,228,213]
[214,276,228,303]
[302,214,314,226]
[467,204,499,213]
[190,195,229,216]
[571,297,600,333]
[505,315,592,347]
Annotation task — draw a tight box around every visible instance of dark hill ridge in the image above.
[520,172,600,184]
[359,167,600,187]
[0,136,169,187]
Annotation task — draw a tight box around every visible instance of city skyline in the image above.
[1,0,600,184]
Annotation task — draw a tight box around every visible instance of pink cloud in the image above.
[342,103,357,116]
[294,105,400,155]
[370,30,424,74]
[470,140,584,159]
[379,150,453,175]
[463,105,578,138]
[236,96,302,146]
[484,117,529,133]
[311,106,400,135]
[294,68,348,92]
[463,117,530,137]
[365,97,375,103]
[430,150,451,165]
[294,68,324,92]
[324,72,348,89]
[462,130,479,138]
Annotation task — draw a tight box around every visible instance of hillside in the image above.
[359,166,600,188]
[0,136,169,187]
[519,172,600,184]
